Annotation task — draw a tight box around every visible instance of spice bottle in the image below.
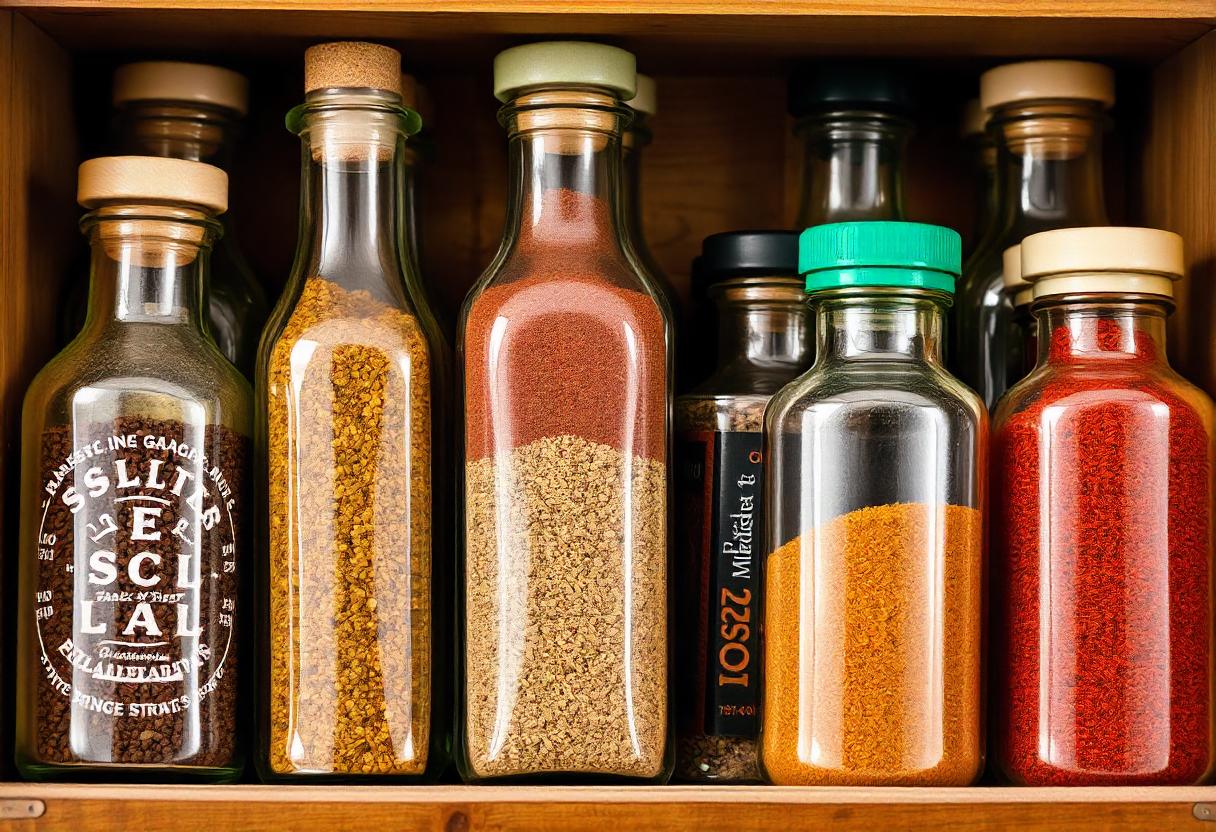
[789,63,912,228]
[259,42,439,780]
[623,73,678,319]
[63,62,269,376]
[1001,244,1035,385]
[16,156,250,780]
[674,231,809,783]
[762,221,985,786]
[992,226,1215,786]
[962,98,997,259]
[459,41,672,783]
[954,60,1112,407]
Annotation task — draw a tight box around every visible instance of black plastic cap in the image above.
[700,230,800,282]
[787,61,916,118]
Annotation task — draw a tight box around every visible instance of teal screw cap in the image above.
[799,221,962,294]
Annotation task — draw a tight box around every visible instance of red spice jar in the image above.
[992,226,1215,786]
[457,42,672,783]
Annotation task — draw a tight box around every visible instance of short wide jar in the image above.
[761,222,986,786]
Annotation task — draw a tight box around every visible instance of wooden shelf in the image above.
[0,783,1214,830]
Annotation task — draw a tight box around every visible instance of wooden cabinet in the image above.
[1,2,1214,828]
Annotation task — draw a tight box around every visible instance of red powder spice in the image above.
[993,317,1214,786]
[464,188,666,461]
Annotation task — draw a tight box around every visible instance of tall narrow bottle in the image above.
[789,63,912,228]
[954,60,1112,407]
[458,41,672,783]
[258,41,440,781]
[962,98,998,259]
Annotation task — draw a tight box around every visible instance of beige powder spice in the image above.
[464,434,667,778]
[267,275,432,776]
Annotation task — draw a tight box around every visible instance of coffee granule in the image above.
[31,418,246,770]
[463,435,667,778]
[266,274,432,776]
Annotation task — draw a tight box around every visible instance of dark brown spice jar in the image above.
[16,156,250,781]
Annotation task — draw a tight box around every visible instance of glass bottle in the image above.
[62,62,269,376]
[789,63,912,228]
[623,73,678,319]
[17,156,250,781]
[992,226,1215,786]
[954,60,1112,407]
[673,231,809,783]
[1000,244,1036,387]
[762,222,985,786]
[258,42,439,781]
[962,98,997,259]
[458,41,672,783]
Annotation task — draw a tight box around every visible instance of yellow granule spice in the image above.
[267,275,432,775]
[762,502,982,785]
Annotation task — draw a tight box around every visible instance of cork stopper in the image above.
[305,42,402,95]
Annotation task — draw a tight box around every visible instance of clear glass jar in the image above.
[992,227,1215,786]
[674,265,810,783]
[17,156,250,781]
[955,61,1112,408]
[962,98,997,259]
[623,74,678,320]
[762,222,985,786]
[258,43,440,781]
[458,42,672,783]
[62,63,269,376]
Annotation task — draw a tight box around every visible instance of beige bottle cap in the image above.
[981,60,1115,112]
[1023,226,1183,300]
[630,74,657,116]
[1002,244,1033,307]
[305,41,402,95]
[113,61,249,115]
[78,155,228,214]
[494,41,636,102]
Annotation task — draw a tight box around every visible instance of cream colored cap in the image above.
[961,97,986,138]
[305,41,401,95]
[981,60,1115,111]
[1023,226,1183,300]
[630,73,656,116]
[494,41,636,102]
[113,61,249,115]
[1002,244,1033,306]
[77,155,228,214]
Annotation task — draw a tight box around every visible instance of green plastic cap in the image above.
[799,221,961,294]
[494,41,636,103]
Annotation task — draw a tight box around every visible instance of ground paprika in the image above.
[992,226,1215,786]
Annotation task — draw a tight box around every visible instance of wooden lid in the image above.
[77,156,227,213]
[305,41,401,95]
[113,61,249,115]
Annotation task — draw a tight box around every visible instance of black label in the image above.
[676,430,762,738]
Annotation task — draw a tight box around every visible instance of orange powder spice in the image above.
[762,502,982,785]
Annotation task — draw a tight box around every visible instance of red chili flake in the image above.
[992,316,1213,785]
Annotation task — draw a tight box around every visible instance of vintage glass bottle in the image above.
[954,60,1112,407]
[17,156,250,781]
[762,222,985,786]
[63,62,269,375]
[257,42,441,781]
[992,226,1215,786]
[458,42,672,783]
[962,98,998,259]
[673,231,809,783]
[789,63,912,228]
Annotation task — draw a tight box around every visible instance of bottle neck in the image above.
[991,101,1109,238]
[81,205,216,333]
[1033,298,1171,367]
[116,101,239,168]
[292,92,413,298]
[713,280,811,372]
[503,89,629,257]
[816,289,947,365]
[796,111,910,226]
